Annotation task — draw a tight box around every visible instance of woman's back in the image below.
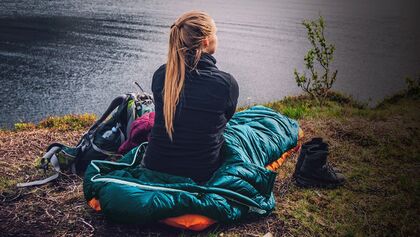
[143,53,239,182]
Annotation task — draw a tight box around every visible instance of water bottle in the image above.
[102,126,118,140]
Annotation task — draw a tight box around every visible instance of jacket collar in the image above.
[196,52,217,69]
[186,51,217,70]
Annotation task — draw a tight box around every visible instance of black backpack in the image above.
[17,91,154,187]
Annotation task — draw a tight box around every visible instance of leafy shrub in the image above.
[294,15,337,106]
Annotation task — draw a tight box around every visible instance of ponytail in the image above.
[163,25,186,141]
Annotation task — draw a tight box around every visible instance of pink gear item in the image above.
[118,112,155,155]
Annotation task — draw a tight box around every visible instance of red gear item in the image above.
[118,112,155,155]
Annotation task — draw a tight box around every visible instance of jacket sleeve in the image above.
[151,64,166,93]
[225,74,239,121]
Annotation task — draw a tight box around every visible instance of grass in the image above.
[0,88,419,236]
[269,88,420,236]
[14,113,96,131]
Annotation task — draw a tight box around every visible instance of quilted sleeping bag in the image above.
[83,105,300,226]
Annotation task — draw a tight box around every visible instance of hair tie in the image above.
[171,23,180,29]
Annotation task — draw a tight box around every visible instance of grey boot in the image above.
[295,145,345,188]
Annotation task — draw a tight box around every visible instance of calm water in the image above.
[0,0,419,127]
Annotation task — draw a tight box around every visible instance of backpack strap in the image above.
[125,96,136,137]
[87,94,129,134]
[16,145,63,187]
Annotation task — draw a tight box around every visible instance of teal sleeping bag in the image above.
[83,105,299,223]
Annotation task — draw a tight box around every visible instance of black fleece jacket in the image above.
[143,53,239,183]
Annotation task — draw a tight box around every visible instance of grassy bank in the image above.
[0,89,419,236]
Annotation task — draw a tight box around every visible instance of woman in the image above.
[143,11,239,183]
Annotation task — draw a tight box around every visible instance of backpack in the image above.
[17,90,154,187]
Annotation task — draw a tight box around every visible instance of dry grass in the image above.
[1,94,419,236]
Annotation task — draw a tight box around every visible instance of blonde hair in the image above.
[164,10,216,141]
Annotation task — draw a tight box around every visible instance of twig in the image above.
[45,208,54,220]
[80,218,95,233]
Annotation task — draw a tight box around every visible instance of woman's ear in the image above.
[202,37,209,48]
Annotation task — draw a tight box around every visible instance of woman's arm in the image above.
[225,75,239,121]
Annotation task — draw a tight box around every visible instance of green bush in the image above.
[294,15,338,106]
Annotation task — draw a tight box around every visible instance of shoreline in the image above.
[4,87,416,132]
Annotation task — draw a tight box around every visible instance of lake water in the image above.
[0,0,419,127]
